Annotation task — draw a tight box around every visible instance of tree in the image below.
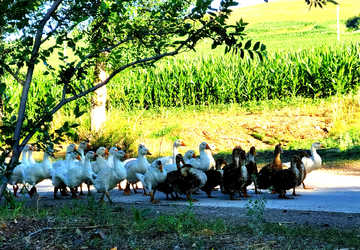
[0,0,339,202]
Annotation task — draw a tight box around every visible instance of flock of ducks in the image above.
[8,140,324,203]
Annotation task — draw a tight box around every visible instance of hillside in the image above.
[229,0,359,24]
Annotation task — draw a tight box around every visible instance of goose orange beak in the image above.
[147,150,152,155]
[105,149,110,155]
[28,146,33,150]
[159,165,163,173]
[192,153,197,159]
[94,153,97,157]
[181,141,186,146]
[87,143,91,149]
[74,146,78,151]
[206,144,211,150]
[77,155,81,161]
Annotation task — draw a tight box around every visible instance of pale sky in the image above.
[211,0,278,9]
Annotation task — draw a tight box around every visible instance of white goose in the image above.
[164,149,197,173]
[27,145,37,165]
[75,141,91,194]
[52,143,77,169]
[52,151,81,199]
[205,143,216,169]
[149,139,186,168]
[63,151,96,199]
[107,147,118,167]
[21,148,54,198]
[187,142,211,172]
[301,142,324,189]
[124,145,151,196]
[91,147,110,174]
[9,145,32,197]
[21,145,32,167]
[91,150,127,203]
[76,141,91,166]
[136,161,167,204]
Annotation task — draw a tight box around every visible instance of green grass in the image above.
[2,199,360,249]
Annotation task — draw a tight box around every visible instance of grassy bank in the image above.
[1,197,360,249]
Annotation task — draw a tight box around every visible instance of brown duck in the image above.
[256,143,283,191]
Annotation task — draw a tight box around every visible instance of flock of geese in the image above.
[8,140,324,203]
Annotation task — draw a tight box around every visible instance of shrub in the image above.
[345,15,360,31]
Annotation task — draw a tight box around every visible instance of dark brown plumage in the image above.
[201,158,227,198]
[164,154,206,201]
[221,149,248,200]
[292,150,308,196]
[240,146,258,197]
[270,155,303,199]
[256,143,284,191]
[222,145,243,173]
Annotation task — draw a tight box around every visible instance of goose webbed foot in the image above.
[278,192,294,199]
[302,182,313,189]
[124,183,132,196]
[186,193,198,202]
[230,194,240,200]
[205,191,217,198]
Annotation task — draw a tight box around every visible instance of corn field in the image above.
[108,42,360,109]
[3,42,360,116]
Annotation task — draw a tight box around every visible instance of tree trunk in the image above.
[90,59,107,132]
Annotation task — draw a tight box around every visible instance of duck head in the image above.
[109,147,118,155]
[174,140,186,147]
[199,142,211,151]
[156,161,163,173]
[114,150,125,159]
[275,143,284,156]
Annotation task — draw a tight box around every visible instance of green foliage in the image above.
[131,205,151,223]
[150,125,180,139]
[345,14,360,31]
[104,42,360,109]
[246,197,267,237]
[251,132,265,141]
[0,188,26,216]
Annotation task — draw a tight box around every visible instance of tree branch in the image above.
[20,25,206,147]
[11,0,63,164]
[0,62,25,85]
[73,31,178,72]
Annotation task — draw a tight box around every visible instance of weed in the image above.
[246,197,267,237]
[150,125,180,139]
[0,188,26,217]
[251,132,265,141]
[132,205,151,223]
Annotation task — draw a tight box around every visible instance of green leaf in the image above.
[240,49,244,59]
[260,44,266,52]
[0,83,6,94]
[56,36,63,45]
[244,40,252,50]
[248,50,254,60]
[253,41,260,51]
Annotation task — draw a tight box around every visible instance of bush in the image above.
[345,15,360,31]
